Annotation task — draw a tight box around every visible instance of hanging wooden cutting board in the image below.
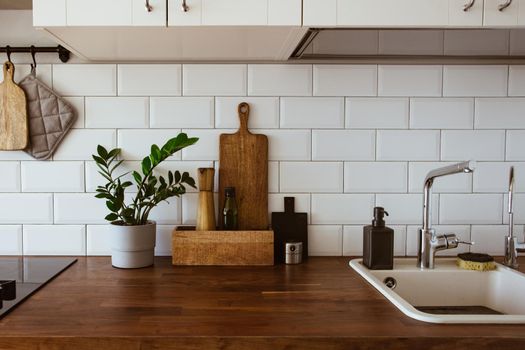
[0,61,28,150]
[219,102,268,230]
[271,197,308,264]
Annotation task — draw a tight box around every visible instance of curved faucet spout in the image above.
[422,161,476,232]
[419,161,476,269]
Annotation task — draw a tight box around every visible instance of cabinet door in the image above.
[484,0,519,26]
[268,0,301,25]
[518,0,525,24]
[132,0,166,26]
[449,0,484,26]
[66,0,132,26]
[303,0,337,26]
[337,0,449,27]
[202,0,268,25]
[168,0,202,25]
[33,0,66,26]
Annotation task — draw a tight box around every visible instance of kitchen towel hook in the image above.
[30,45,37,72]
[5,45,11,63]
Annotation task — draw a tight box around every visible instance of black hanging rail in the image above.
[0,45,70,63]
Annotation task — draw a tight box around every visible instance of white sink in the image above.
[350,258,525,324]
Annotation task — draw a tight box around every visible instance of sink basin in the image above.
[350,258,525,324]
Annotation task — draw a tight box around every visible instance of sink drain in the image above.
[383,277,397,289]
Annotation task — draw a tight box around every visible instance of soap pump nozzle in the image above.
[372,207,388,227]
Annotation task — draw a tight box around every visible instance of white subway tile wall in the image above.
[2,63,524,257]
[85,97,149,129]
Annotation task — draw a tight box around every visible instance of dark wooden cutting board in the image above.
[219,102,268,230]
[271,197,308,264]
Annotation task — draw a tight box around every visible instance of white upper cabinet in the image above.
[520,0,525,24]
[34,0,167,26]
[66,0,133,26]
[303,0,337,26]
[35,0,302,27]
[168,0,301,26]
[132,0,167,26]
[168,0,202,26]
[303,0,525,27]
[33,0,67,26]
[484,0,519,26]
[449,0,484,26]
[202,0,268,25]
[337,0,449,27]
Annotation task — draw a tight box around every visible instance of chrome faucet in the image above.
[418,161,476,269]
[504,166,525,269]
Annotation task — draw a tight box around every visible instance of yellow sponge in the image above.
[456,253,496,271]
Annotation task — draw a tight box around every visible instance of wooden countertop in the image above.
[1,256,525,350]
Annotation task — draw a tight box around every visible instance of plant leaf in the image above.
[105,213,118,222]
[92,155,107,166]
[107,148,121,159]
[97,145,109,159]
[132,171,142,183]
[141,156,152,176]
[151,144,161,163]
[97,171,112,182]
[106,201,120,212]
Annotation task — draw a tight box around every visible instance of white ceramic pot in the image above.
[110,221,156,269]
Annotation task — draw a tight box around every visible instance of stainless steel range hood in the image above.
[291,28,525,63]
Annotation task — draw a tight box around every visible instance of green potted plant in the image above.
[93,133,198,268]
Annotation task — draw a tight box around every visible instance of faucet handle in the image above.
[444,234,474,249]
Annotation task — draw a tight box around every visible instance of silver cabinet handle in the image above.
[182,0,189,12]
[498,0,512,11]
[145,0,153,12]
[463,0,475,11]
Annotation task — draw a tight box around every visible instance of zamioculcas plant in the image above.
[92,133,199,226]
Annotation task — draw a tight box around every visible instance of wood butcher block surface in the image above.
[0,61,28,150]
[219,102,268,230]
[1,257,525,349]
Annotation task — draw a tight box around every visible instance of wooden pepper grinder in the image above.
[196,168,216,231]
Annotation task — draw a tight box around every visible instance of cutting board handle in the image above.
[284,197,295,213]
[237,102,250,134]
[2,61,15,82]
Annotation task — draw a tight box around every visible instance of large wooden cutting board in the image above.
[219,102,268,230]
[0,61,28,150]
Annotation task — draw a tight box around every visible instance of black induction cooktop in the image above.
[0,257,77,318]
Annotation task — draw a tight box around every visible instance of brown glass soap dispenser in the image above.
[363,207,394,270]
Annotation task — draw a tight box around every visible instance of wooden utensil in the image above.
[271,197,308,264]
[196,167,216,231]
[219,102,268,230]
[0,61,28,150]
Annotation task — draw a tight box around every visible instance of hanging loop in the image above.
[5,45,12,63]
[30,45,37,72]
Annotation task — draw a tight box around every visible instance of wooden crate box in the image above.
[172,227,274,266]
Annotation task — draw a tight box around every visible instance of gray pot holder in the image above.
[18,72,77,160]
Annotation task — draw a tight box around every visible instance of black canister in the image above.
[362,207,394,270]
